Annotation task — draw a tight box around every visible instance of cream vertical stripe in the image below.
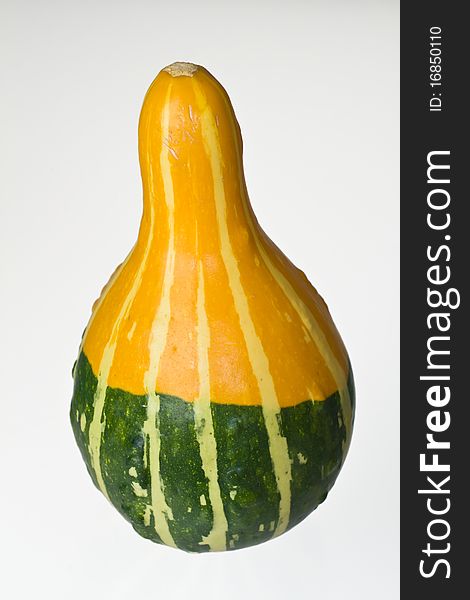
[194,262,228,551]
[142,393,175,546]
[142,86,177,547]
[194,81,292,537]
[87,231,154,501]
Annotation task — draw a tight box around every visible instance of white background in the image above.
[1,1,399,598]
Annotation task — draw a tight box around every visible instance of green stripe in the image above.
[70,351,353,552]
[211,402,280,549]
[158,393,214,551]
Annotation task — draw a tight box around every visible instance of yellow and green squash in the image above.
[70,62,355,552]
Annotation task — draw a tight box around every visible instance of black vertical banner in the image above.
[401,2,468,597]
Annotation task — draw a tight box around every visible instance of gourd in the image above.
[70,62,355,552]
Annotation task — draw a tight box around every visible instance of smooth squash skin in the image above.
[70,62,355,552]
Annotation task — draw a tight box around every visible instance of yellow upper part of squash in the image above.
[82,62,348,407]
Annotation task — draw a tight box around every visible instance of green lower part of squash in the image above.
[70,352,354,552]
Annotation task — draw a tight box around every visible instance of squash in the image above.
[70,62,355,552]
